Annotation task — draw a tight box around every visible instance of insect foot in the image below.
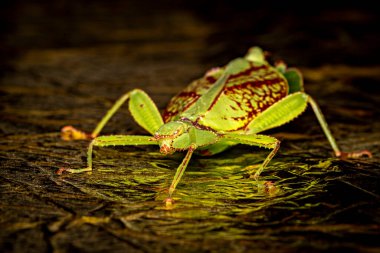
[56,167,68,175]
[164,197,174,208]
[56,167,92,175]
[335,150,373,159]
[257,181,280,197]
[61,125,94,140]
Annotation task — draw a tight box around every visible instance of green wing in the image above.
[162,67,224,123]
[196,61,289,132]
[163,49,292,133]
[162,57,255,123]
[284,68,304,93]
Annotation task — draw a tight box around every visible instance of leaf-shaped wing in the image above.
[162,67,223,123]
[196,63,289,132]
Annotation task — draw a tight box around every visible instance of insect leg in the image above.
[283,68,304,93]
[127,89,164,135]
[307,96,372,158]
[220,133,280,179]
[167,144,197,198]
[58,135,157,174]
[245,92,371,158]
[246,92,309,134]
[61,89,163,140]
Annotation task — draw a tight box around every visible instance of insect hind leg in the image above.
[307,96,372,158]
[61,89,164,140]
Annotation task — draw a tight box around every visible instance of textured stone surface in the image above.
[1,1,379,252]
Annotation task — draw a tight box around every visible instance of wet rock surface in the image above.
[1,1,379,252]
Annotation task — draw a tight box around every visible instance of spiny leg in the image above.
[61,89,164,140]
[279,68,370,158]
[221,133,280,179]
[246,92,309,134]
[246,92,371,159]
[57,135,157,174]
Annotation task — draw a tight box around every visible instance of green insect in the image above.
[60,47,371,204]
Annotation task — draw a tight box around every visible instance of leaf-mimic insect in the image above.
[60,47,371,204]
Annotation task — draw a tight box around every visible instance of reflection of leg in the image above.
[221,133,280,180]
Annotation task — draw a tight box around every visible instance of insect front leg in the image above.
[61,89,164,140]
[166,144,197,204]
[220,133,280,179]
[57,135,157,174]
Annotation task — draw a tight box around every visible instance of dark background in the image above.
[1,1,379,252]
